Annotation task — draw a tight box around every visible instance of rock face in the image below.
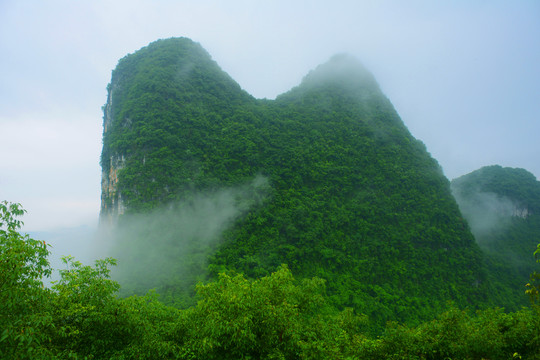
[100,74,125,219]
[100,153,125,218]
[99,37,490,327]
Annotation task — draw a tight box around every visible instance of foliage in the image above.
[452,165,540,213]
[1,202,180,359]
[2,203,540,358]
[176,264,365,359]
[48,256,123,358]
[525,243,540,353]
[46,255,181,359]
[526,243,540,304]
[0,201,53,359]
[363,305,540,360]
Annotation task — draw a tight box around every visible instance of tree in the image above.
[525,243,540,354]
[525,243,540,305]
[0,201,53,359]
[176,264,367,359]
[49,256,182,358]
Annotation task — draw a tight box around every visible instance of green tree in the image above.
[0,201,53,359]
[176,264,367,359]
[525,243,540,355]
[49,255,183,358]
[525,243,540,305]
[49,256,122,357]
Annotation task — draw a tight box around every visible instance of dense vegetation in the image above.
[100,38,490,330]
[2,202,540,359]
[452,165,540,310]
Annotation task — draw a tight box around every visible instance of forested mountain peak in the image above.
[452,165,540,215]
[110,37,246,96]
[100,37,491,330]
[277,53,380,103]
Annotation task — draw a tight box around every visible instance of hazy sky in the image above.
[1,0,539,231]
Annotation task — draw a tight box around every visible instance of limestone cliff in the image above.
[100,153,125,218]
[100,80,126,220]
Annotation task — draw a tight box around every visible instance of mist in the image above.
[452,189,516,242]
[98,175,269,304]
[29,225,101,286]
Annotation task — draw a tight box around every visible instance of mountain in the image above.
[100,38,255,215]
[100,37,489,329]
[452,165,540,309]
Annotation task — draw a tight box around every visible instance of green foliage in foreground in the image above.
[2,203,540,359]
[0,201,53,359]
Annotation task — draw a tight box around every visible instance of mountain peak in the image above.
[299,53,377,91]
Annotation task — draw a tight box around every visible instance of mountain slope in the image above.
[452,165,540,309]
[100,37,489,329]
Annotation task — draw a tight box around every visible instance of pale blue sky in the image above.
[1,0,539,231]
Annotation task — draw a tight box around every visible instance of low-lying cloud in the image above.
[452,190,515,241]
[97,175,270,303]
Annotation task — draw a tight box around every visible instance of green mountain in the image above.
[451,165,540,310]
[100,37,489,328]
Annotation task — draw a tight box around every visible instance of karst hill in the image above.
[100,37,489,327]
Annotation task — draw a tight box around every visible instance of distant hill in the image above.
[100,37,489,329]
[452,165,540,309]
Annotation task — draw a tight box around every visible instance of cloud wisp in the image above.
[98,175,269,301]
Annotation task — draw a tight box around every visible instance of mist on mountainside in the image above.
[451,190,515,241]
[451,165,540,242]
[98,175,269,304]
